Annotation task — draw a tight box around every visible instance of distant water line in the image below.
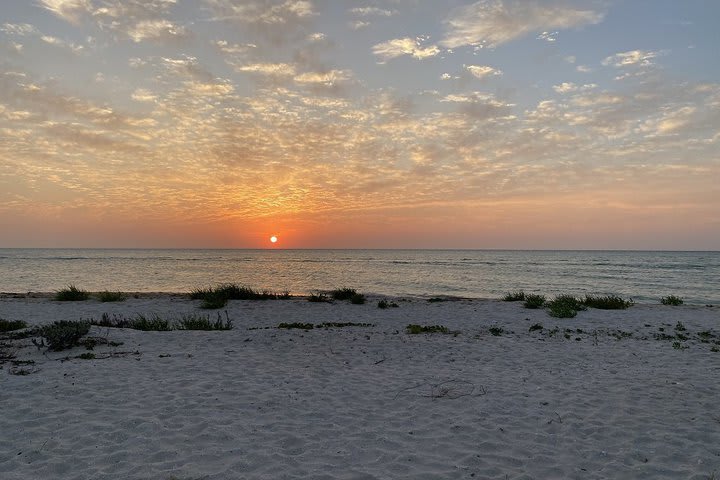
[0,249,718,304]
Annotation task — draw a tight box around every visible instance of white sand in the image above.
[1,295,719,479]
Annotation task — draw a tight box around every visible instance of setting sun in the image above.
[270,236,278,244]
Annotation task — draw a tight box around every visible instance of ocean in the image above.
[0,249,717,304]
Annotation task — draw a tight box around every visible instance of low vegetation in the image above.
[0,319,28,332]
[97,290,127,302]
[523,294,546,309]
[191,283,290,309]
[661,295,684,306]
[406,324,449,334]
[583,295,633,310]
[489,326,504,336]
[39,320,91,351]
[350,293,366,305]
[529,323,544,332]
[54,285,89,301]
[330,288,357,301]
[90,312,232,331]
[502,291,526,302]
[177,313,233,331]
[307,293,331,303]
[377,299,399,309]
[278,322,314,330]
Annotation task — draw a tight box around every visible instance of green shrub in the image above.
[529,323,543,332]
[308,293,331,303]
[503,291,526,302]
[550,295,587,311]
[0,319,28,332]
[489,326,504,336]
[583,295,633,309]
[177,313,233,331]
[90,313,172,331]
[200,294,228,309]
[523,294,546,309]
[330,288,357,301]
[278,322,314,330]
[406,324,449,334]
[54,285,89,301]
[661,295,683,306]
[427,297,447,303]
[377,299,399,309]
[97,290,126,302]
[320,322,373,328]
[350,293,366,305]
[191,284,289,304]
[548,302,577,318]
[39,320,91,351]
[76,352,95,360]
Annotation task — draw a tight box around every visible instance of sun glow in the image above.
[270,235,278,244]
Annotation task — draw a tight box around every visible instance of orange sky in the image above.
[0,1,718,249]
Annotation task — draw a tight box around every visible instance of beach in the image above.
[1,294,719,479]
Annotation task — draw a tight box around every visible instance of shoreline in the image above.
[2,296,719,479]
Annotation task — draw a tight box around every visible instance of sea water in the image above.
[0,249,717,304]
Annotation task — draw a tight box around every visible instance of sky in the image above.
[0,0,718,250]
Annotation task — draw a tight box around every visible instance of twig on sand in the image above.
[395,379,484,400]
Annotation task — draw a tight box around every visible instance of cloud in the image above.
[294,69,352,86]
[372,37,440,61]
[442,0,604,49]
[127,19,190,43]
[602,50,660,68]
[39,0,92,24]
[236,62,297,77]
[465,64,502,79]
[552,82,597,94]
[131,88,158,102]
[1,23,40,36]
[350,7,396,17]
[536,31,558,42]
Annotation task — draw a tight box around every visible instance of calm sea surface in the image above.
[0,249,717,304]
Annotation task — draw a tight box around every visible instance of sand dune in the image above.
[1,295,719,479]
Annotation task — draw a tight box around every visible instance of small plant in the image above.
[672,341,688,350]
[529,323,543,332]
[90,313,172,331]
[661,295,684,306]
[523,294,546,309]
[583,295,633,310]
[330,288,357,301]
[278,322,314,330]
[0,319,28,332]
[320,322,373,328]
[377,299,399,309]
[97,291,126,302]
[503,291,525,302]
[76,352,96,360]
[54,285,89,301]
[191,284,289,304]
[406,324,449,334]
[675,321,687,332]
[427,297,447,303]
[489,326,504,336]
[350,293,366,305]
[547,295,585,318]
[308,293,331,303]
[39,320,91,351]
[177,313,233,331]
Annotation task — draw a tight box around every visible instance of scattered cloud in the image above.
[603,50,660,68]
[442,0,605,49]
[127,19,190,43]
[350,7,397,17]
[537,31,558,42]
[465,64,502,79]
[553,82,597,94]
[236,62,297,77]
[39,0,92,24]
[372,37,440,61]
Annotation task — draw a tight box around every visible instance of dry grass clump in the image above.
[583,295,633,309]
[54,285,89,301]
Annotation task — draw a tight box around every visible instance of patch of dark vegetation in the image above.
[177,313,233,331]
[523,294,546,309]
[54,285,89,301]
[330,288,357,301]
[377,299,399,309]
[675,321,687,332]
[503,291,526,302]
[191,284,290,308]
[529,323,544,332]
[97,290,127,302]
[350,293,366,305]
[320,322,373,328]
[489,326,504,336]
[406,324,449,334]
[661,295,683,306]
[278,322,314,330]
[426,297,448,303]
[38,320,91,351]
[308,293,331,303]
[0,319,28,332]
[547,295,586,318]
[79,337,123,350]
[90,313,172,331]
[76,352,96,360]
[583,295,633,310]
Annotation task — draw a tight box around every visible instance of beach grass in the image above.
[91,313,173,331]
[177,313,233,331]
[406,324,449,334]
[503,291,526,302]
[278,322,314,330]
[377,299,399,309]
[191,283,290,308]
[308,293,331,303]
[583,295,633,309]
[54,285,90,301]
[350,293,366,304]
[661,295,684,306]
[330,287,357,301]
[547,295,586,318]
[523,294,546,309]
[39,320,91,351]
[0,319,28,332]
[97,290,127,302]
[489,326,504,336]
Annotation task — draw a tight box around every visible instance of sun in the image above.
[270,235,278,244]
